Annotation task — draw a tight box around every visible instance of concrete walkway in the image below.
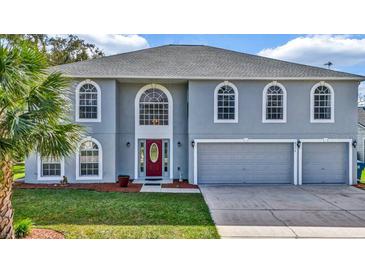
[140,184,200,193]
[200,185,365,238]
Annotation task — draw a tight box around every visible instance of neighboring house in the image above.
[357,107,365,161]
[25,45,365,185]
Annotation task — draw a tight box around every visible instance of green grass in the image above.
[13,163,25,180]
[12,189,219,239]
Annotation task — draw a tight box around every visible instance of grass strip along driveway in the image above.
[13,189,219,239]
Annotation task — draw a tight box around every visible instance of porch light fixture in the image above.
[352,140,357,148]
[297,140,301,148]
[177,141,182,147]
[191,141,195,147]
[126,142,131,147]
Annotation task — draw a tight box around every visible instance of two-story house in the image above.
[25,45,365,185]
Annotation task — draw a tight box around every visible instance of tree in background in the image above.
[0,34,104,65]
[0,42,84,238]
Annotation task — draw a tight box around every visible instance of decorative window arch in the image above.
[75,80,101,122]
[262,81,287,123]
[310,82,334,123]
[76,137,103,180]
[214,81,238,123]
[139,86,169,125]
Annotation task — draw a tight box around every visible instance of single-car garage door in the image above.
[302,143,348,184]
[197,143,294,184]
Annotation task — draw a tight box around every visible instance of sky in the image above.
[78,34,365,95]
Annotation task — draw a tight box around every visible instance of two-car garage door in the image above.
[197,143,294,184]
[196,141,350,185]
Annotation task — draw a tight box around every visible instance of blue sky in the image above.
[142,34,300,56]
[79,34,365,93]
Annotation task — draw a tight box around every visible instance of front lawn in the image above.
[13,189,219,239]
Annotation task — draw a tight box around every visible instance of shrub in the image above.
[14,218,33,239]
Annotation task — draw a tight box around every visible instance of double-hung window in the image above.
[310,82,334,123]
[214,81,238,123]
[262,82,287,123]
[76,80,101,122]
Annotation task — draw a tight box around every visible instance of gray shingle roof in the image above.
[359,107,365,127]
[51,45,365,80]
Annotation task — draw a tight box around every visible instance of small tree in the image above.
[0,42,83,239]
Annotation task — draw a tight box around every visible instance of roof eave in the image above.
[61,75,365,81]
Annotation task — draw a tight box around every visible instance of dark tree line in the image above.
[0,34,105,66]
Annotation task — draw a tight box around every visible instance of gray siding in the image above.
[115,82,188,179]
[25,77,358,185]
[188,80,358,183]
[302,143,348,184]
[197,143,293,184]
[25,79,118,183]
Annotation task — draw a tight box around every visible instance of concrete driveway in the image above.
[200,185,365,238]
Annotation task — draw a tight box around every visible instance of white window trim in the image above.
[76,136,103,180]
[37,154,65,181]
[214,81,239,123]
[310,81,335,123]
[262,81,287,123]
[75,79,101,123]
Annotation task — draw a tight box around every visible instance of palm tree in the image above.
[0,42,83,239]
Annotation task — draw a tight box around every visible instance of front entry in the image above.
[146,139,163,177]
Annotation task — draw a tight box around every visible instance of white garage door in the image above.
[302,143,348,184]
[197,143,294,184]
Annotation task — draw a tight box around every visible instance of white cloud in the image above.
[258,35,365,69]
[78,34,149,55]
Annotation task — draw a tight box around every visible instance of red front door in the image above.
[146,139,162,177]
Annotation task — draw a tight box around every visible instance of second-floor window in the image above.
[214,81,238,123]
[310,82,334,123]
[139,88,169,125]
[262,82,287,123]
[76,80,101,122]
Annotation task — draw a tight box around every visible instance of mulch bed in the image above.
[25,229,65,239]
[355,184,365,189]
[161,181,199,189]
[14,182,142,192]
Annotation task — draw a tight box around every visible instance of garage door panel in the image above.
[198,143,293,184]
[302,143,348,184]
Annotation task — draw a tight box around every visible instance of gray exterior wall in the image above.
[25,79,118,183]
[115,82,188,179]
[26,79,188,182]
[188,80,359,183]
[25,77,359,184]
[358,125,365,161]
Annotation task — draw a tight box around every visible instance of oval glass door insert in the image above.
[150,143,159,163]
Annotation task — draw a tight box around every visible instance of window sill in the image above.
[310,119,335,123]
[37,176,63,181]
[262,119,287,124]
[76,176,103,180]
[76,118,101,123]
[214,119,238,124]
